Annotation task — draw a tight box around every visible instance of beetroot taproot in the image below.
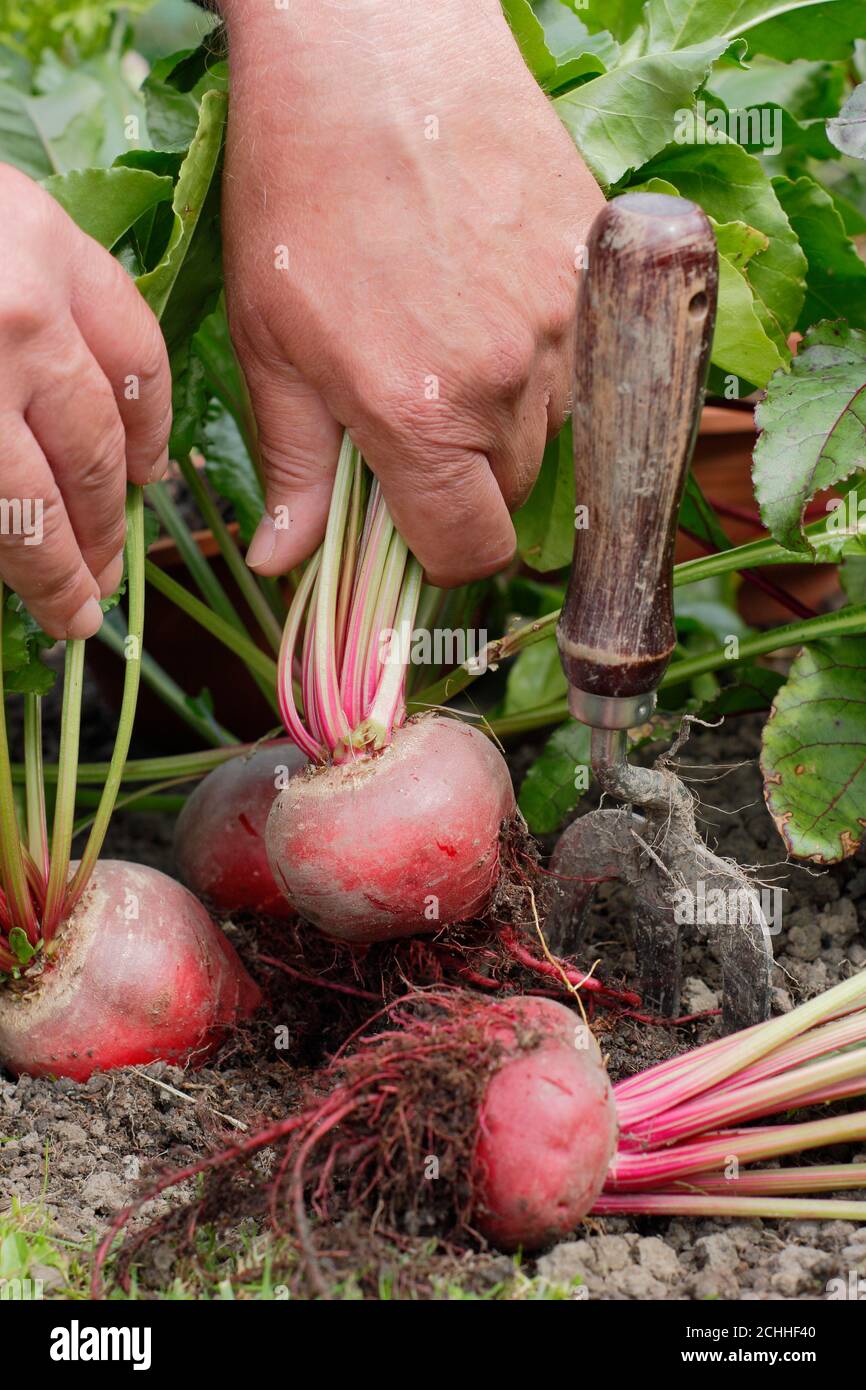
[0,861,261,1081]
[175,742,306,920]
[93,989,617,1295]
[472,996,617,1248]
[266,715,515,942]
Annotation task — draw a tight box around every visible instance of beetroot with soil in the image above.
[175,741,306,920]
[0,861,260,1081]
[0,490,260,1082]
[93,970,866,1295]
[267,715,514,942]
[267,437,518,943]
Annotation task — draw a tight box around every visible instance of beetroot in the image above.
[93,976,866,1295]
[93,990,617,1295]
[0,490,260,1083]
[175,742,306,920]
[472,996,617,1249]
[0,861,261,1081]
[266,715,515,942]
[268,439,520,944]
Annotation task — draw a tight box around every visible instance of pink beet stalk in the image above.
[595,968,866,1222]
[276,432,423,765]
[614,968,866,1130]
[593,1194,866,1221]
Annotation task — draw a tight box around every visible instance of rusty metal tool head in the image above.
[551,192,772,1033]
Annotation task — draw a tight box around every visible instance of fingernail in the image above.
[66,597,103,640]
[147,447,169,483]
[96,549,125,599]
[246,514,277,570]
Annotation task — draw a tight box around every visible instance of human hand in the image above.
[0,164,171,639]
[221,0,604,586]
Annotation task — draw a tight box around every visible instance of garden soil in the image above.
[2,668,865,1300]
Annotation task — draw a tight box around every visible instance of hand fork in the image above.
[550,192,773,1033]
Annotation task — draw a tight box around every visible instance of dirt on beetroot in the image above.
[2,671,866,1299]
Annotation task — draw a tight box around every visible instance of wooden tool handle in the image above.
[557,192,717,713]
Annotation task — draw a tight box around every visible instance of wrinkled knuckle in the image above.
[544,286,577,343]
[90,415,127,471]
[134,320,169,391]
[471,331,535,400]
[355,376,431,444]
[37,493,70,553]
[2,176,57,244]
[258,440,319,494]
[18,547,87,612]
[0,289,53,345]
[87,508,127,558]
[49,569,92,615]
[226,298,282,372]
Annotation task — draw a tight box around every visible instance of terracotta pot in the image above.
[681,402,841,626]
[87,524,277,750]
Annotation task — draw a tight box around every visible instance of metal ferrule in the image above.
[567,686,657,731]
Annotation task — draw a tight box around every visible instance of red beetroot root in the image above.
[0,861,261,1081]
[473,996,618,1249]
[175,742,307,920]
[93,990,616,1295]
[266,715,516,943]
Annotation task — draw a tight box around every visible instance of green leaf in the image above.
[818,160,866,235]
[710,56,846,123]
[41,165,173,249]
[632,0,853,55]
[762,637,866,861]
[144,44,228,153]
[827,79,866,160]
[702,88,836,164]
[715,247,788,386]
[0,1231,28,1278]
[562,0,644,43]
[0,81,53,176]
[773,174,866,330]
[675,576,750,642]
[143,504,161,554]
[714,217,769,269]
[0,74,105,176]
[502,0,556,84]
[840,549,866,601]
[137,88,226,348]
[514,419,575,572]
[169,341,209,460]
[8,926,36,966]
[745,0,865,61]
[700,664,784,716]
[0,35,148,177]
[145,79,200,153]
[202,401,264,546]
[1,596,55,695]
[193,299,251,427]
[753,321,866,552]
[531,1,617,90]
[518,720,591,834]
[554,38,729,188]
[641,136,806,347]
[679,471,734,552]
[502,636,567,716]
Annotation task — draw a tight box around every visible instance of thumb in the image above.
[243,362,343,575]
